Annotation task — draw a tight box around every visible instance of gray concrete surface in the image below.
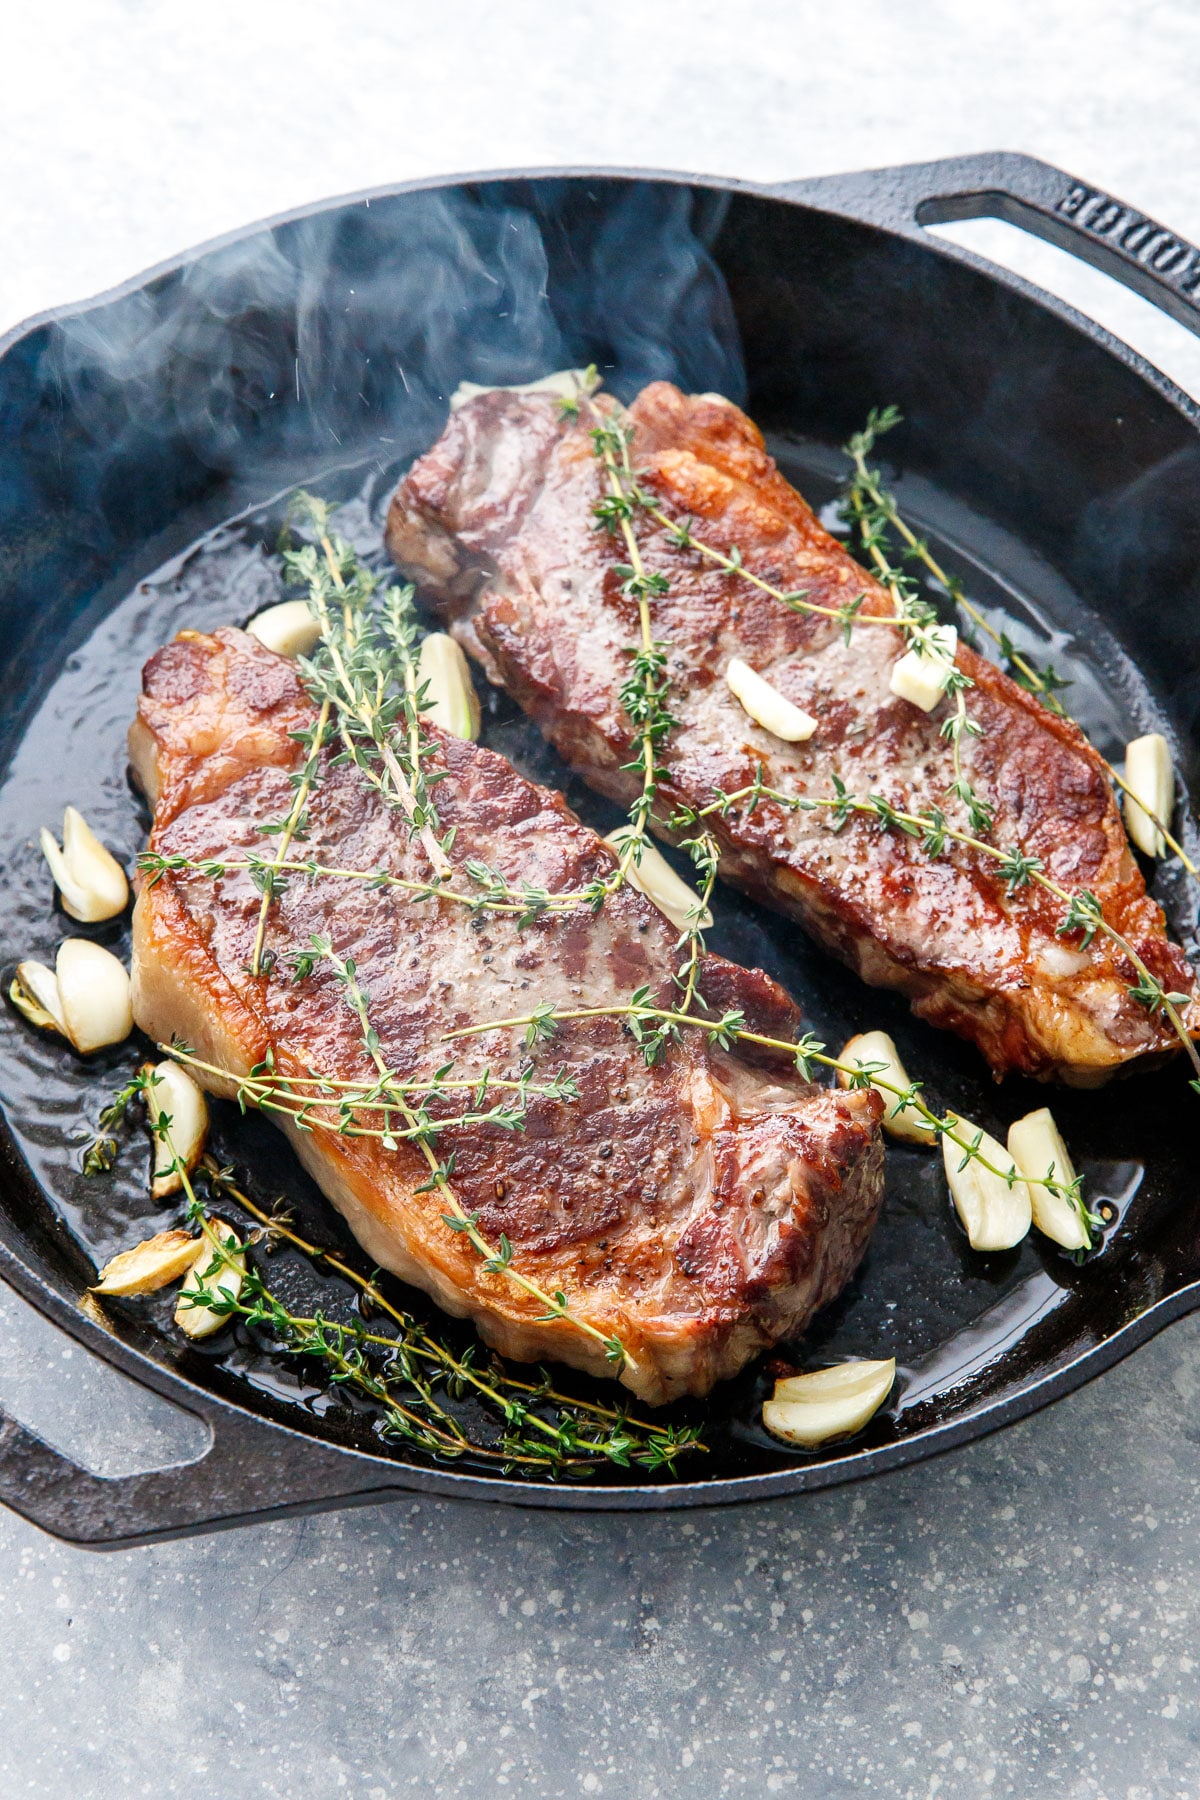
[5,2,1200,1793]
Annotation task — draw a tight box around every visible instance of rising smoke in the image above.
[29,179,746,553]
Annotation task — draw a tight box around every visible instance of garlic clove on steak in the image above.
[175,1216,244,1339]
[54,940,134,1053]
[1122,732,1173,858]
[449,369,593,411]
[725,657,817,742]
[888,625,958,713]
[837,1029,936,1144]
[40,807,129,922]
[1007,1106,1089,1251]
[246,598,322,659]
[417,632,481,740]
[604,831,714,933]
[10,959,69,1034]
[942,1113,1031,1251]
[93,1228,204,1296]
[762,1359,896,1447]
[144,1061,210,1198]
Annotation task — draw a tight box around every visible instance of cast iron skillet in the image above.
[3,152,1200,1549]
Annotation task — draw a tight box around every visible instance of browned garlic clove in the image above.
[837,1029,936,1144]
[762,1359,896,1447]
[144,1061,210,1198]
[10,959,68,1033]
[93,1229,204,1296]
[40,807,129,922]
[942,1113,1031,1251]
[417,632,481,740]
[603,831,714,933]
[246,599,322,659]
[725,657,817,742]
[175,1218,244,1339]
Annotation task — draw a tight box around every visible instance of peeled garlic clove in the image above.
[604,832,714,932]
[449,369,592,411]
[93,1229,203,1296]
[175,1217,244,1339]
[1007,1106,1089,1251]
[247,598,322,659]
[417,632,481,740]
[145,1061,210,1198]
[942,1113,1031,1251]
[725,657,817,742]
[889,625,958,713]
[837,1029,936,1145]
[10,959,68,1033]
[763,1359,895,1447]
[54,939,133,1054]
[40,807,129,922]
[1122,732,1173,858]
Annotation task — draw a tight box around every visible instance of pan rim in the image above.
[3,159,1199,1523]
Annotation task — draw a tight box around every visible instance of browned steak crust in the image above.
[129,628,884,1404]
[386,382,1199,1084]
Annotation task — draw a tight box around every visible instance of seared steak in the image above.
[386,381,1198,1083]
[129,627,884,1404]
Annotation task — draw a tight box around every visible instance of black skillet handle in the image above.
[775,152,1200,339]
[0,1388,401,1550]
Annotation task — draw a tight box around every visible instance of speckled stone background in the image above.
[4,3,1200,1794]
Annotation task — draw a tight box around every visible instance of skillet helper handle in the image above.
[0,1388,400,1551]
[775,152,1200,338]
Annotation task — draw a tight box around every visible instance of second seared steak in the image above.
[387,381,1198,1084]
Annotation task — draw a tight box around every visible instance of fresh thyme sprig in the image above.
[160,1036,576,1144]
[842,407,1197,879]
[316,935,636,1374]
[284,494,452,879]
[444,991,1104,1247]
[672,772,1200,1086]
[198,1161,703,1476]
[842,410,993,836]
[81,1066,154,1175]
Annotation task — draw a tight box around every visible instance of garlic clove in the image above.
[1007,1106,1089,1251]
[889,625,958,713]
[144,1061,210,1198]
[41,807,129,922]
[417,632,481,740]
[54,938,133,1054]
[725,657,817,742]
[93,1229,204,1296]
[175,1217,244,1339]
[449,369,592,411]
[763,1359,896,1448]
[942,1113,1031,1251]
[246,598,322,659]
[10,959,68,1034]
[604,831,714,932]
[1122,732,1173,858]
[837,1029,936,1144]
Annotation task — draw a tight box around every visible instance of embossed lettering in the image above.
[1150,240,1193,277]
[1086,199,1125,236]
[1058,183,1094,218]
[1120,219,1165,260]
